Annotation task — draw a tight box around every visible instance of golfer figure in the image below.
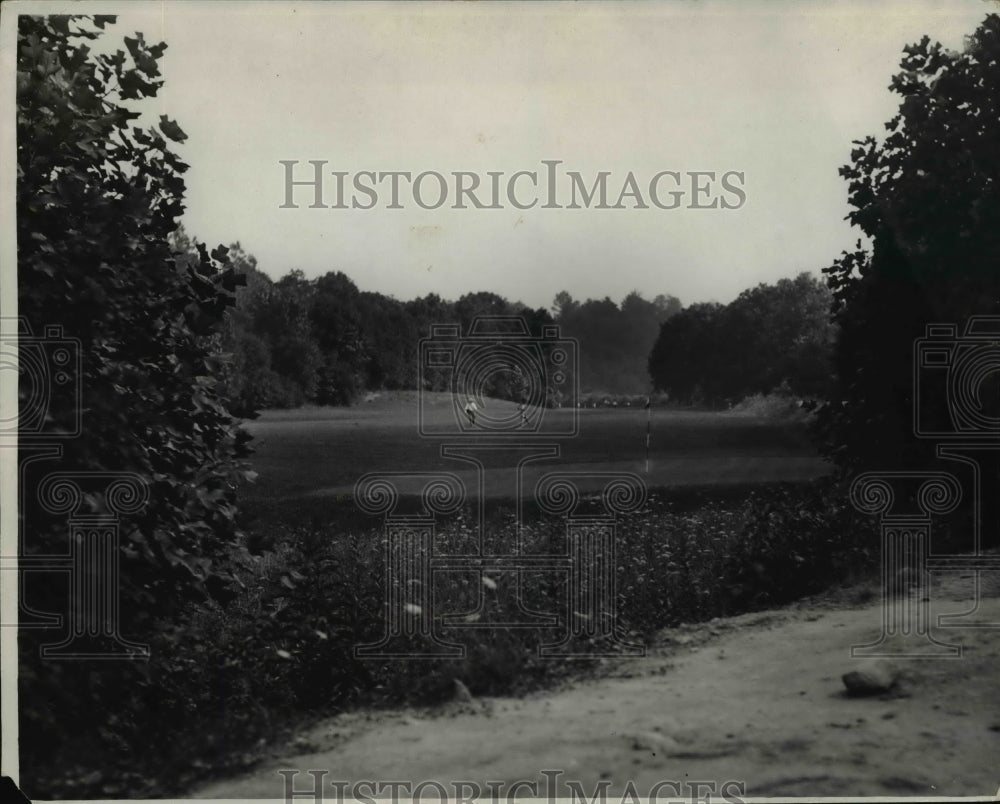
[464,396,479,426]
[518,403,529,428]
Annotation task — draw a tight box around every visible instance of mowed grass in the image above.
[240,392,829,504]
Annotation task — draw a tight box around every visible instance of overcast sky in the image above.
[12,0,996,309]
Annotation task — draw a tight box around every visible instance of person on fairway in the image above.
[518,402,529,428]
[464,396,479,425]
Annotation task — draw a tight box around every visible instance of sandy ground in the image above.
[192,575,1000,799]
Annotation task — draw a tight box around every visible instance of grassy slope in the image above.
[240,391,829,503]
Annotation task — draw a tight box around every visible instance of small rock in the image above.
[842,661,899,697]
[629,731,679,754]
[453,679,474,703]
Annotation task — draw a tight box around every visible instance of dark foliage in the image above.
[816,15,1000,475]
[17,14,252,795]
[215,264,683,406]
[46,481,868,798]
[648,273,835,406]
[555,291,681,394]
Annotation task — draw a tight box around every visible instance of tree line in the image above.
[182,237,835,413]
[194,240,689,412]
[648,273,836,406]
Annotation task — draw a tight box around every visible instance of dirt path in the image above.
[193,578,1000,799]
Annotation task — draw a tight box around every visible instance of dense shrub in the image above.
[33,480,876,798]
[818,15,1000,480]
[616,481,875,627]
[17,15,251,796]
[727,385,813,421]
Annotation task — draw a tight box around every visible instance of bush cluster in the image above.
[25,481,876,798]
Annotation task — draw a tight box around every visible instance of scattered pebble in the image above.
[842,661,899,697]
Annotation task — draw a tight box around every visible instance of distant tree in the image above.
[169,234,282,415]
[648,273,833,406]
[818,14,1000,473]
[455,291,514,334]
[724,273,835,398]
[407,293,456,392]
[216,242,283,414]
[358,291,419,390]
[241,269,320,406]
[619,291,677,389]
[310,271,365,404]
[517,304,556,336]
[554,290,679,393]
[648,302,725,404]
[552,290,578,319]
[652,294,683,319]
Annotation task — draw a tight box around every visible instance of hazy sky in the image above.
[11,0,996,309]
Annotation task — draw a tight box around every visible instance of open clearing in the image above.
[241,392,828,501]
